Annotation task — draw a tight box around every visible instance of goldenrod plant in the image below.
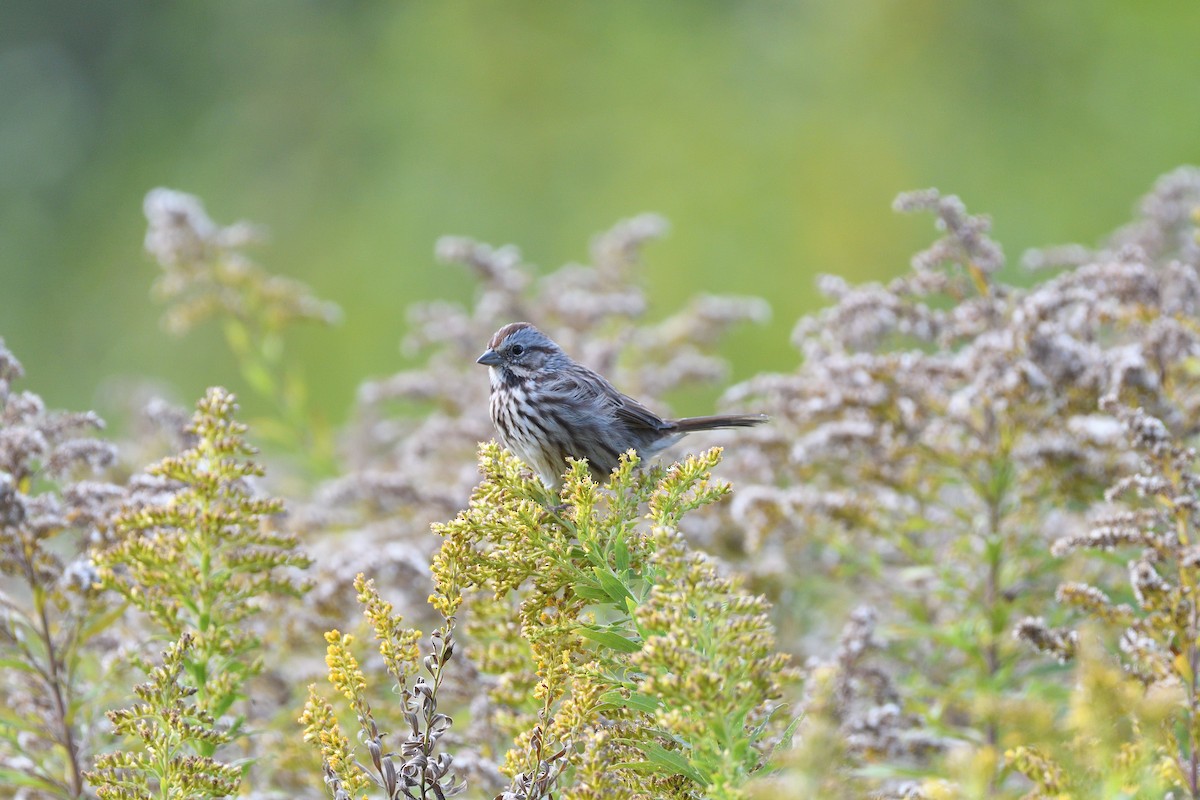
[91,387,311,795]
[87,634,242,800]
[1003,634,1174,798]
[300,445,793,800]
[301,573,463,800]
[428,444,794,800]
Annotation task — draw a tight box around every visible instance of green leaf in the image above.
[593,567,635,606]
[240,360,277,399]
[0,766,63,793]
[599,690,659,714]
[250,416,301,448]
[261,331,284,363]
[632,741,708,786]
[0,705,51,732]
[78,603,131,644]
[282,368,308,415]
[222,320,252,357]
[613,531,631,572]
[0,657,43,676]
[573,585,610,603]
[578,625,642,653]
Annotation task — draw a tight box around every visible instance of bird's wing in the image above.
[612,392,670,433]
[548,368,668,433]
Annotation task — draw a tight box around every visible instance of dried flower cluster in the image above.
[1018,397,1200,794]
[0,338,127,800]
[143,188,341,335]
[754,606,939,799]
[810,607,939,759]
[703,168,1200,792]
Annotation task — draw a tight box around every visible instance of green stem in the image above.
[34,588,84,799]
[984,498,1002,752]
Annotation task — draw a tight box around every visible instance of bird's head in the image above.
[477,322,567,381]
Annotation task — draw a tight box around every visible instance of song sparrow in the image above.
[477,322,767,488]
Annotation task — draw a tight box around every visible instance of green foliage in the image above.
[1017,400,1200,796]
[142,188,342,472]
[94,387,312,765]
[87,633,242,800]
[431,444,793,800]
[1003,632,1176,798]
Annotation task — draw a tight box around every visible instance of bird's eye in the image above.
[510,344,525,356]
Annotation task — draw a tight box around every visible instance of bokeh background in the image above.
[4,1,1200,427]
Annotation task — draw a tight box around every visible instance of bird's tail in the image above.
[669,413,769,433]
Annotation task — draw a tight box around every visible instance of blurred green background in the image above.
[4,1,1199,426]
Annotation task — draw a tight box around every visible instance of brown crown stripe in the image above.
[488,321,535,349]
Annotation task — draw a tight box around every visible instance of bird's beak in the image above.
[476,349,502,367]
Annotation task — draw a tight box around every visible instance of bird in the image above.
[476,322,767,489]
